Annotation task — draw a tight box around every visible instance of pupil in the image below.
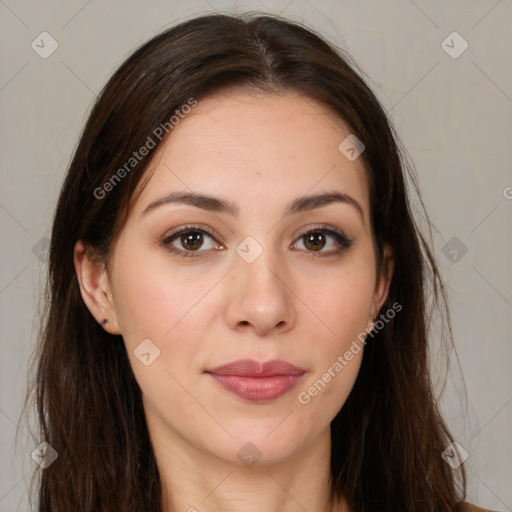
[305,232,325,251]
[182,232,202,250]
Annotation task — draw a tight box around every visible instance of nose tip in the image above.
[225,253,296,336]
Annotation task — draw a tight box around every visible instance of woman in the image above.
[25,12,495,512]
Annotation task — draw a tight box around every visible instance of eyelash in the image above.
[161,224,353,259]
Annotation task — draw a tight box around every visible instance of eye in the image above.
[291,226,353,257]
[162,226,222,257]
[161,224,353,259]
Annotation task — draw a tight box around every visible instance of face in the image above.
[76,90,393,467]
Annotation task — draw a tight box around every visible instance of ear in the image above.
[372,243,395,315]
[73,240,122,335]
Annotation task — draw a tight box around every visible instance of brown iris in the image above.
[180,231,204,250]
[303,232,326,251]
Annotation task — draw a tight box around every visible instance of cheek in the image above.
[293,263,374,413]
[306,264,375,345]
[297,350,363,420]
[295,287,367,424]
[110,247,219,390]
[114,263,207,421]
[111,247,217,346]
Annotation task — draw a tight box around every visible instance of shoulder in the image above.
[462,502,498,512]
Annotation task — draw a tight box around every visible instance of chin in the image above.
[211,423,311,467]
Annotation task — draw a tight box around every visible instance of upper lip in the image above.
[206,359,305,377]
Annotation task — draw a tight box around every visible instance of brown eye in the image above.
[180,231,204,251]
[303,232,326,251]
[163,227,220,257]
[292,227,353,257]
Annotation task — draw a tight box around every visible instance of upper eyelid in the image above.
[163,224,220,243]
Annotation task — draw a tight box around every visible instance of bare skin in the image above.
[75,90,394,512]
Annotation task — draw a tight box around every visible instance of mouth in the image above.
[205,359,306,402]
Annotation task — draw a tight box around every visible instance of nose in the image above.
[224,248,297,336]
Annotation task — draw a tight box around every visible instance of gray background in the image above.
[1,0,511,510]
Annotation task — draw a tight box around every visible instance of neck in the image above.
[147,415,348,512]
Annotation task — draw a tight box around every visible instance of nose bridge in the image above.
[236,234,287,300]
[226,233,296,334]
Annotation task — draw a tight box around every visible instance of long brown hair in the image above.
[23,12,467,511]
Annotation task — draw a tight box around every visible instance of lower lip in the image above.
[208,374,304,402]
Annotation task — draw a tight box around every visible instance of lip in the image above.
[205,359,306,402]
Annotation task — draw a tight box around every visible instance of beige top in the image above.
[464,503,497,512]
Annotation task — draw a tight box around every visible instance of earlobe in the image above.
[373,244,395,314]
[73,240,122,335]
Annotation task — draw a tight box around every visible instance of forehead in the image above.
[130,90,370,221]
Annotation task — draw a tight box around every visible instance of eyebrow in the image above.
[141,190,364,220]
